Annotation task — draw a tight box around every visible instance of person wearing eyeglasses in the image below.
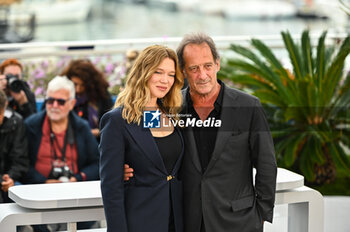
[23,75,100,231]
[24,75,99,184]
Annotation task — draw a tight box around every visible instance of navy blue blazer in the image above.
[99,107,184,232]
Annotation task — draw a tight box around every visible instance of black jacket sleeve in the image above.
[6,115,30,181]
[9,83,37,119]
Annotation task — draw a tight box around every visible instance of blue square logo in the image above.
[143,110,161,128]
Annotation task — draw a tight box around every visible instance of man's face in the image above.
[3,65,22,79]
[46,89,75,122]
[182,43,220,97]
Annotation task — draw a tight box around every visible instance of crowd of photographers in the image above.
[0,58,104,231]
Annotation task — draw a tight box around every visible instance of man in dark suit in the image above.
[176,33,277,232]
[125,33,277,232]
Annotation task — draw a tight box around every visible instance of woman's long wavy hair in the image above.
[115,45,183,125]
[61,59,110,103]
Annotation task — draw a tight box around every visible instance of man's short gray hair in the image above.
[176,32,220,71]
[47,75,75,99]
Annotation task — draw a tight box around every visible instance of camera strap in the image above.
[49,118,74,162]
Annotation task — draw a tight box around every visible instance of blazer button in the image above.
[167,175,174,181]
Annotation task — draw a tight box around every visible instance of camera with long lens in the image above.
[48,161,74,183]
[6,74,25,93]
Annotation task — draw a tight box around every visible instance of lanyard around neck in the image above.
[49,120,69,162]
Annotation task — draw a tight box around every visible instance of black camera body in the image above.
[6,74,25,93]
[48,163,74,182]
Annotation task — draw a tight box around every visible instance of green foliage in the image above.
[219,30,350,183]
[312,176,350,196]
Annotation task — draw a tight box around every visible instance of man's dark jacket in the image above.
[0,110,29,181]
[180,83,277,232]
[24,110,100,184]
[0,110,29,203]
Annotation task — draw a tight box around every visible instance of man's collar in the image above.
[186,80,224,108]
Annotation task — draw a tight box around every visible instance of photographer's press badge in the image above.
[143,109,161,128]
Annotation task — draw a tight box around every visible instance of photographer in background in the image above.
[0,58,37,119]
[24,75,99,185]
[0,89,29,203]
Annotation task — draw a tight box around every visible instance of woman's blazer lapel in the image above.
[125,122,168,174]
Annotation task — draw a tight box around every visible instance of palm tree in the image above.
[219,30,350,185]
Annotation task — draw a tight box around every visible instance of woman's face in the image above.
[148,58,176,100]
[3,65,22,78]
[71,76,85,96]
[0,75,7,90]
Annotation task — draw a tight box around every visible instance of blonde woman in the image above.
[99,45,184,232]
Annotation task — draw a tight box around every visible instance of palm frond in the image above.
[251,38,290,80]
[301,30,314,79]
[283,133,307,167]
[323,36,350,106]
[281,31,305,79]
[316,31,327,86]
[299,146,316,181]
[329,142,350,175]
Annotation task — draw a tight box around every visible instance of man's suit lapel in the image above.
[125,123,167,174]
[182,89,202,174]
[184,126,202,173]
[205,85,240,175]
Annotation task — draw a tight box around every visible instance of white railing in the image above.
[0,33,347,59]
[0,168,324,232]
